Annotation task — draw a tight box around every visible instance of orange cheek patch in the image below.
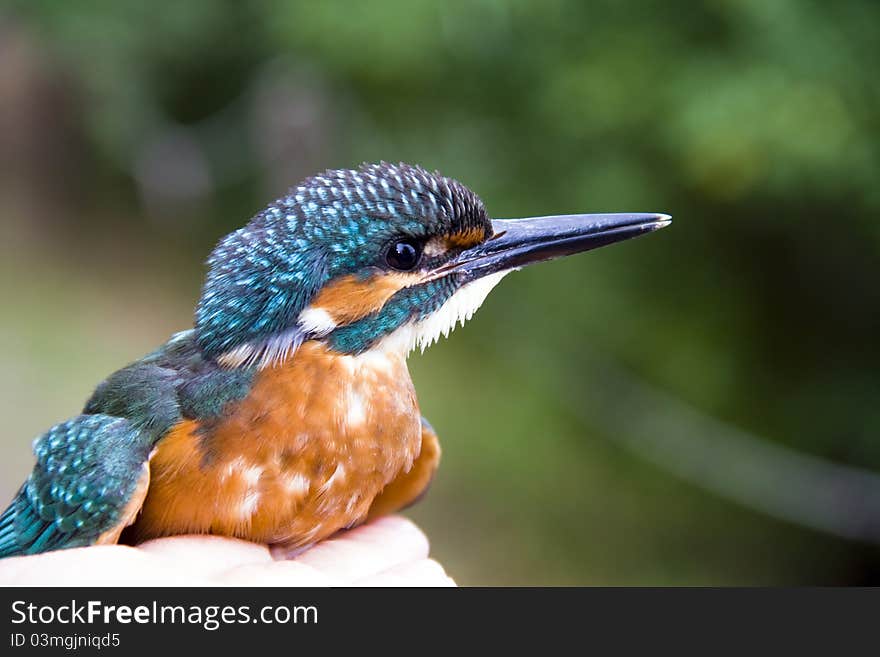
[446,226,488,249]
[310,272,420,325]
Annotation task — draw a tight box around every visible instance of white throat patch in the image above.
[381,270,509,355]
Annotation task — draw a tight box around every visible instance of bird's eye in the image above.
[385,239,422,271]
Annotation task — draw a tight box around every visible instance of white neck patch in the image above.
[218,326,305,369]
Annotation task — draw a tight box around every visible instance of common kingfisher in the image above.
[0,162,670,557]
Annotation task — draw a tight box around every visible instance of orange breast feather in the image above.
[129,342,422,548]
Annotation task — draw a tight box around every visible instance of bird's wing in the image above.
[0,414,154,557]
[0,330,255,558]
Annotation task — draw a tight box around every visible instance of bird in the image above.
[0,162,670,558]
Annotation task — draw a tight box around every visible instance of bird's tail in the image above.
[0,487,36,559]
[0,493,21,558]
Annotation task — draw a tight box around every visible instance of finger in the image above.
[217,561,336,586]
[137,534,273,575]
[0,546,214,586]
[352,558,457,587]
[289,516,429,583]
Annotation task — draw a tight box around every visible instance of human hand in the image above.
[0,516,455,586]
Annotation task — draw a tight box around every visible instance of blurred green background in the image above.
[2,1,879,585]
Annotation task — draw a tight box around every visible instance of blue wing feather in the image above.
[0,414,154,557]
[0,330,255,558]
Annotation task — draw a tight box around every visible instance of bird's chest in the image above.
[135,342,421,546]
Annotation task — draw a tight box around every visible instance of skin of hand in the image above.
[0,516,455,586]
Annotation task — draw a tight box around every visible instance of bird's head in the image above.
[195,162,670,367]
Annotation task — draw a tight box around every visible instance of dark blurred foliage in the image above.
[1,1,879,584]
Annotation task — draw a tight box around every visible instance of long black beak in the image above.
[439,213,671,282]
